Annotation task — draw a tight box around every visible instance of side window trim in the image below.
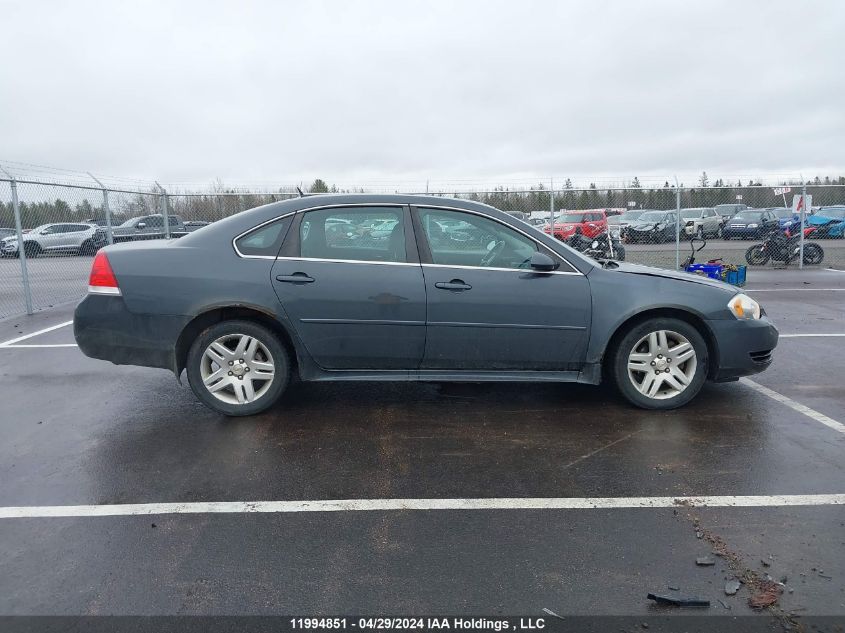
[233,211,297,259]
[410,205,579,274]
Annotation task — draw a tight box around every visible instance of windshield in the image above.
[772,208,793,219]
[819,207,845,219]
[637,211,669,222]
[680,209,706,219]
[733,212,763,221]
[613,212,643,222]
[557,213,591,223]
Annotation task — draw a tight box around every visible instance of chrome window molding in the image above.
[276,256,418,267]
[421,263,582,276]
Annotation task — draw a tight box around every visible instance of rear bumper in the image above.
[74,294,188,373]
[708,316,779,381]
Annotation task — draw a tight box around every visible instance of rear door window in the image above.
[299,206,407,263]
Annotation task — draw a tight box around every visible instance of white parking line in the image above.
[0,494,843,519]
[0,320,73,347]
[779,333,845,338]
[746,288,845,292]
[1,343,78,348]
[740,377,845,434]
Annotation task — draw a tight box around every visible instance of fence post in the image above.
[88,173,113,244]
[674,176,681,270]
[799,183,807,269]
[549,178,554,234]
[5,175,34,314]
[156,182,170,239]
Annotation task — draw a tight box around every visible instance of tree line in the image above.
[1,175,844,229]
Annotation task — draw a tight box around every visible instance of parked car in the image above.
[0,228,16,240]
[74,194,777,416]
[714,203,747,225]
[111,214,189,242]
[624,210,679,243]
[607,210,644,235]
[770,207,799,232]
[806,206,845,238]
[0,222,106,258]
[543,211,607,241]
[680,208,721,238]
[722,209,781,240]
[184,220,211,232]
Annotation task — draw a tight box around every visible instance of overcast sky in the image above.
[1,0,843,188]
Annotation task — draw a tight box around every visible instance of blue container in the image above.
[685,263,723,280]
[724,265,747,287]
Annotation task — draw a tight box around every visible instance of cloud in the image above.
[1,0,843,187]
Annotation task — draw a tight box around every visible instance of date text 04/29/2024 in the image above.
[289,618,547,631]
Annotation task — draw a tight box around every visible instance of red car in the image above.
[543,211,608,241]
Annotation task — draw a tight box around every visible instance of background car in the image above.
[722,209,781,239]
[0,222,105,257]
[543,211,607,241]
[607,210,644,236]
[714,203,747,225]
[807,206,845,238]
[112,214,189,242]
[624,210,679,243]
[680,207,721,238]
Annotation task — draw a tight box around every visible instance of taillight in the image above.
[88,252,121,296]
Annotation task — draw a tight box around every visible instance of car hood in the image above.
[808,215,844,225]
[627,221,664,230]
[607,261,734,291]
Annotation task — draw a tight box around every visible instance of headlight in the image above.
[747,223,758,228]
[727,293,761,320]
[611,229,620,239]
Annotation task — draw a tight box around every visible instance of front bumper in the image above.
[708,316,778,381]
[722,227,760,239]
[74,294,189,373]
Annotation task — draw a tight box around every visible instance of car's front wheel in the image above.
[611,318,708,410]
[186,320,290,416]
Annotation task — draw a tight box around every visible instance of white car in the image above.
[680,207,721,239]
[0,223,105,258]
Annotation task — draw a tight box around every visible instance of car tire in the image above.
[186,320,290,417]
[79,239,99,256]
[610,317,708,410]
[22,242,40,258]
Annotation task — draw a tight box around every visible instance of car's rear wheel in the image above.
[611,318,708,410]
[79,239,100,256]
[22,242,40,258]
[186,320,290,416]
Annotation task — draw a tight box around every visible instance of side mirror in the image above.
[137,222,146,229]
[40,230,49,235]
[529,251,558,272]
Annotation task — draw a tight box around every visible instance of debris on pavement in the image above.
[748,580,783,609]
[667,584,680,591]
[647,593,710,608]
[724,579,741,595]
[717,599,731,610]
[695,556,716,566]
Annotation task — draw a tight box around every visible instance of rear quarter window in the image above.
[235,216,294,257]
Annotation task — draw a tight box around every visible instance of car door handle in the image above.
[276,273,315,284]
[435,280,472,291]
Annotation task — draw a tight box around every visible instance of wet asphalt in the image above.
[0,269,843,622]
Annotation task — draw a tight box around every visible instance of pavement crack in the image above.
[560,429,644,471]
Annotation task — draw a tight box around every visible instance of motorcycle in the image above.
[745,227,824,266]
[567,228,626,261]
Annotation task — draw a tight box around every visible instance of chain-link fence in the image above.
[1,175,843,319]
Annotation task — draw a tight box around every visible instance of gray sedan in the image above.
[74,194,778,416]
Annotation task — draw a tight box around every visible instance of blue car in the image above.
[771,207,799,231]
[807,206,845,238]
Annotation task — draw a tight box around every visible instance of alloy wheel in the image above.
[200,334,275,405]
[627,329,697,400]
